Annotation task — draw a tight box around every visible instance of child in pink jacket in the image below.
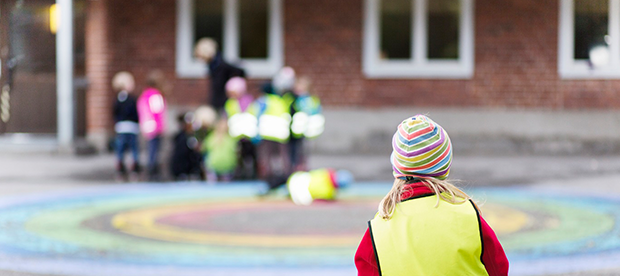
[137,70,168,181]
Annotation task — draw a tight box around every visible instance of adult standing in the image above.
[194,38,245,113]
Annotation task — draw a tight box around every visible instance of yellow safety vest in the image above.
[369,195,488,276]
[287,169,336,205]
[291,96,324,139]
[251,94,291,143]
[224,99,258,139]
[291,112,325,139]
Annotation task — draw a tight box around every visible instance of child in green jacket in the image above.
[202,119,237,182]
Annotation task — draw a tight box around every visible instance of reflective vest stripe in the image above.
[292,113,324,138]
[291,112,309,137]
[369,196,488,276]
[225,99,258,139]
[228,113,258,139]
[258,114,291,143]
[305,114,325,138]
[291,95,324,139]
[287,169,336,205]
[288,172,313,205]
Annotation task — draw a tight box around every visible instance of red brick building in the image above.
[2,0,620,152]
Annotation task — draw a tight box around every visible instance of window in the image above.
[176,0,283,78]
[363,0,474,78]
[559,0,620,79]
[380,0,412,60]
[239,0,268,59]
[193,0,223,53]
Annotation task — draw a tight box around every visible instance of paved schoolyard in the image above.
[1,153,620,275]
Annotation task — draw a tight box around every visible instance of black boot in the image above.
[115,162,127,182]
[148,165,161,182]
[129,163,142,182]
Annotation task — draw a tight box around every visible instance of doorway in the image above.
[0,0,86,136]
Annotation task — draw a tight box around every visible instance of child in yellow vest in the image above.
[355,115,508,276]
[223,77,258,179]
[286,169,353,205]
[288,76,324,172]
[252,68,295,194]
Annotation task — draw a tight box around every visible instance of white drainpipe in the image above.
[56,0,74,150]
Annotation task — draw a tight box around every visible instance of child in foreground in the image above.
[355,115,508,276]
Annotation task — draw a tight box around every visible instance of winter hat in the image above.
[391,115,452,180]
[272,66,296,94]
[225,77,247,96]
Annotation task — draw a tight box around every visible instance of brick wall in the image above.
[286,0,620,108]
[85,0,620,139]
[473,0,560,108]
[85,0,112,136]
[285,0,365,106]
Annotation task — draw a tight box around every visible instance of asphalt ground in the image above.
[1,152,620,275]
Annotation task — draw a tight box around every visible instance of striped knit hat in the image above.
[391,115,453,180]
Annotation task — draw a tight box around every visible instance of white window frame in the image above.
[559,0,620,79]
[362,0,474,79]
[176,0,284,78]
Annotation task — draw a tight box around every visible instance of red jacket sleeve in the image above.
[354,228,380,276]
[480,216,510,276]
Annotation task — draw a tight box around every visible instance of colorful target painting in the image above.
[0,183,619,275]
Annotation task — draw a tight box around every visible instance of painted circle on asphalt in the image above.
[111,200,370,247]
[0,183,618,276]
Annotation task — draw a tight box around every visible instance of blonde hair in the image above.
[112,71,135,91]
[194,38,218,61]
[378,177,474,220]
[294,76,312,95]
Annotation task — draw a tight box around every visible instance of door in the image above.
[0,0,57,134]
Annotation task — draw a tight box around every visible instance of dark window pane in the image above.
[74,0,86,76]
[380,0,412,59]
[194,0,223,50]
[574,0,608,60]
[428,0,459,59]
[239,0,268,59]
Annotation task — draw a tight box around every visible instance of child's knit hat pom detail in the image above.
[391,115,453,180]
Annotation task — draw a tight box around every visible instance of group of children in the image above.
[113,61,510,273]
[112,70,168,182]
[113,65,328,192]
[174,67,326,188]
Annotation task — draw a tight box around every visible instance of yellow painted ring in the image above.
[112,199,530,248]
[112,199,364,248]
[482,203,530,235]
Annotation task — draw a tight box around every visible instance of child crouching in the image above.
[170,113,203,181]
